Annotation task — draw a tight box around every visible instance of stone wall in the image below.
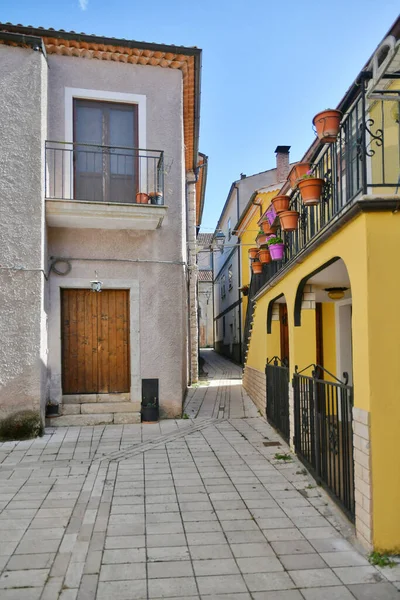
[353,407,373,549]
[243,365,265,416]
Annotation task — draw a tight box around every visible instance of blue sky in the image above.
[1,1,399,231]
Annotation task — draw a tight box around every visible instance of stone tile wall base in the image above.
[353,406,373,550]
[243,365,265,416]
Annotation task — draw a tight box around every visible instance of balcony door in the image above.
[73,99,138,203]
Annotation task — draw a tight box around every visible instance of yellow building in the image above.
[239,21,400,552]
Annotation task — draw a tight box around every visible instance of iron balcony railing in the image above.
[45,141,165,205]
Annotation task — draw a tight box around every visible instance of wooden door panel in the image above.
[62,289,130,394]
[279,303,290,367]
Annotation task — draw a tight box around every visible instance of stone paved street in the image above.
[0,350,399,599]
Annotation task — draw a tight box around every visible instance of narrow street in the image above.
[0,350,399,599]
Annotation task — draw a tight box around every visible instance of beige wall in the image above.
[45,54,187,416]
[0,46,48,420]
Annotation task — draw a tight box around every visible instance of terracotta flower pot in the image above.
[248,247,259,259]
[279,210,300,232]
[313,109,342,143]
[288,163,311,189]
[272,195,290,214]
[260,221,277,235]
[298,178,324,206]
[136,192,149,204]
[269,243,285,261]
[252,260,263,274]
[256,233,270,248]
[258,248,271,264]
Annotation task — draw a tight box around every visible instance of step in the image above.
[63,393,130,404]
[81,402,140,414]
[46,411,141,427]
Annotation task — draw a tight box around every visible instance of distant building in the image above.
[197,234,213,348]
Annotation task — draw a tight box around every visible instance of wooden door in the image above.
[279,303,289,366]
[61,289,130,394]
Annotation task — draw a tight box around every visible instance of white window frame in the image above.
[64,87,147,200]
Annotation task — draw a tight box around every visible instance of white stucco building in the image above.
[0,23,206,425]
[197,233,214,348]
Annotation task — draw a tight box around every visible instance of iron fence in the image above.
[293,364,355,520]
[266,357,290,442]
[45,141,164,204]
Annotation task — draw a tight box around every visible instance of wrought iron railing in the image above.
[45,141,164,205]
[266,357,290,442]
[293,364,355,520]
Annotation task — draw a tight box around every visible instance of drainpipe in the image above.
[234,184,242,364]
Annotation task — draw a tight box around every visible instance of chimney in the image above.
[275,145,291,183]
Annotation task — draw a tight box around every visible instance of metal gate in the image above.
[266,357,290,442]
[293,364,355,520]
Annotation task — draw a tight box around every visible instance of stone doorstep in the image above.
[46,411,141,427]
[62,401,141,415]
[63,393,130,404]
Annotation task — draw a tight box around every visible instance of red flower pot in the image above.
[260,221,277,235]
[256,233,270,248]
[258,248,271,264]
[252,261,263,274]
[248,247,259,259]
[269,243,285,261]
[288,162,311,189]
[313,109,342,143]
[272,195,290,214]
[136,193,149,204]
[279,210,299,232]
[297,178,324,206]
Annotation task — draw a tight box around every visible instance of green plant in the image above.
[267,236,283,246]
[182,413,190,420]
[300,170,317,180]
[0,410,43,441]
[257,230,264,236]
[274,453,292,461]
[368,552,396,568]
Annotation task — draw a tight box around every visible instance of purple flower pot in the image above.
[269,243,285,261]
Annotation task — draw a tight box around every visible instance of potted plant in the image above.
[297,172,324,206]
[279,210,300,232]
[258,247,271,264]
[313,109,342,143]
[141,399,159,422]
[149,191,163,205]
[267,236,285,261]
[256,231,271,248]
[288,162,312,189]
[271,195,290,214]
[46,402,59,417]
[136,192,149,204]
[260,220,277,235]
[248,247,259,260]
[252,260,263,274]
[239,284,249,296]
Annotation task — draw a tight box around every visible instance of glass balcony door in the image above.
[73,99,138,203]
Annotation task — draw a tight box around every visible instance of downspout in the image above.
[211,249,215,348]
[234,184,242,364]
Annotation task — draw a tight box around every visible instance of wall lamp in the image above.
[212,230,226,253]
[325,287,348,300]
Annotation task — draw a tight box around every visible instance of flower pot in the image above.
[240,286,249,296]
[149,192,163,205]
[252,260,263,274]
[258,248,271,264]
[313,109,342,143]
[136,192,149,204]
[279,210,300,232]
[260,220,277,235]
[46,404,59,417]
[256,233,270,248]
[141,405,159,422]
[248,247,259,260]
[269,243,285,261]
[272,195,290,214]
[298,178,324,206]
[288,162,311,189]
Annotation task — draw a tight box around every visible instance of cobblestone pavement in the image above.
[0,350,399,599]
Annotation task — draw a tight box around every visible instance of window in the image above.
[221,275,226,299]
[74,99,138,203]
[228,218,232,240]
[228,265,233,291]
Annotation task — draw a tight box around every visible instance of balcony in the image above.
[45,141,167,230]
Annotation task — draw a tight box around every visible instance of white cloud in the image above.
[79,0,88,10]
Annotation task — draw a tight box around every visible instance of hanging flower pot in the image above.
[260,220,277,235]
[256,232,270,248]
[252,260,263,274]
[136,192,149,204]
[267,236,285,261]
[288,162,312,189]
[258,247,271,264]
[313,109,342,143]
[271,195,290,214]
[239,285,249,296]
[248,247,259,259]
[297,177,324,206]
[279,210,300,232]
